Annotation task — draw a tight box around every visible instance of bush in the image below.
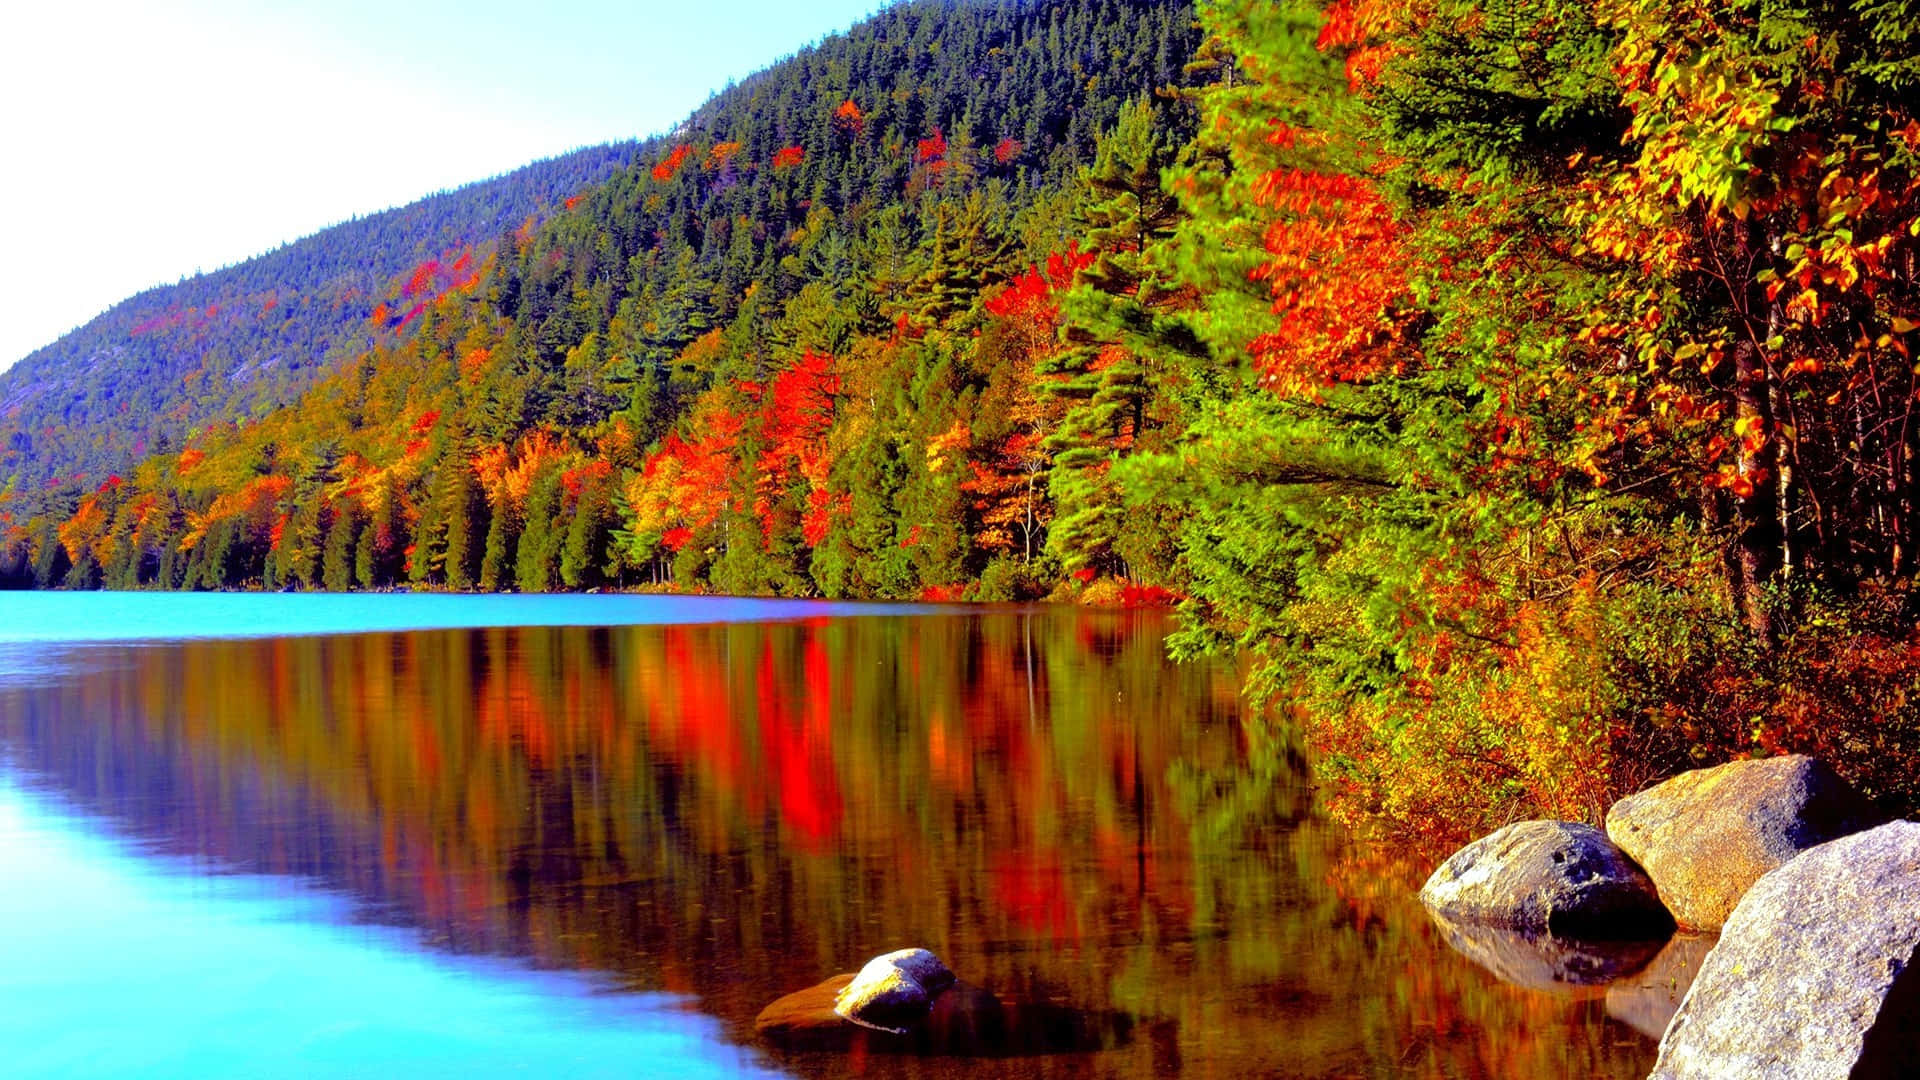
[966,555,1058,602]
[1306,571,1920,847]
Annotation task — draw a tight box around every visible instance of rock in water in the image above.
[1606,755,1880,930]
[832,948,956,1034]
[756,974,859,1049]
[880,947,956,996]
[1419,820,1672,936]
[1651,821,1920,1079]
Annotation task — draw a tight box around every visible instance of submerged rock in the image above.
[755,974,860,1049]
[921,980,1007,1049]
[1651,821,1920,1078]
[1419,820,1672,936]
[1606,754,1880,930]
[1426,911,1666,996]
[833,948,957,1033]
[1602,932,1716,1041]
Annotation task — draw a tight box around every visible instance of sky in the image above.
[0,0,884,373]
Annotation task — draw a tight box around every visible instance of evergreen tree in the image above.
[515,471,564,593]
[440,464,484,591]
[321,502,362,591]
[478,497,519,592]
[278,502,325,588]
[559,471,615,590]
[1047,96,1199,578]
[31,519,68,588]
[910,188,1019,330]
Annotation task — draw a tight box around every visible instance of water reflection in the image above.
[0,606,1661,1077]
[1603,934,1718,1040]
[1425,916,1669,996]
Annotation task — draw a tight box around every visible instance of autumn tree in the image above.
[616,386,749,582]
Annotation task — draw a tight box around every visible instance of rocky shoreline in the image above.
[1420,754,1917,1079]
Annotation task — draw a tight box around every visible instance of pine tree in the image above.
[559,467,616,590]
[30,519,68,588]
[279,502,325,588]
[440,464,484,591]
[910,188,1018,331]
[515,471,563,592]
[478,500,519,592]
[1046,97,1198,578]
[321,501,362,591]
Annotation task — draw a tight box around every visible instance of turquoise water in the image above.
[0,590,937,644]
[0,592,895,1079]
[0,774,783,1080]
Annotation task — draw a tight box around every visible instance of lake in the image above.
[0,593,1669,1077]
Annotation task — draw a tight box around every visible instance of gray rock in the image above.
[1606,755,1880,930]
[832,948,956,1034]
[1651,821,1920,1079]
[1419,820,1673,936]
[882,947,956,996]
[1426,910,1666,995]
[1602,932,1716,1040]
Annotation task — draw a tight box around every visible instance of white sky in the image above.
[0,0,880,373]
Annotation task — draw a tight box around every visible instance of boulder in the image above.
[755,947,1135,1058]
[1418,820,1672,936]
[1606,755,1880,930]
[1650,821,1920,1079]
[1426,910,1666,996]
[876,947,956,997]
[832,948,957,1034]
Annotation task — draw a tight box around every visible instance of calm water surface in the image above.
[0,593,1664,1077]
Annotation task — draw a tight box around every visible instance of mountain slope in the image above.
[0,142,641,494]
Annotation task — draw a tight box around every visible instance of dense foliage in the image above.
[1133,0,1920,837]
[16,0,1920,838]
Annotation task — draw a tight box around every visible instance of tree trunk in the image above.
[1721,220,1783,649]
[1894,372,1918,580]
[1733,335,1782,647]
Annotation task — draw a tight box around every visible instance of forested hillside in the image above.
[0,142,641,493]
[3,0,1203,601]
[19,0,1920,840]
